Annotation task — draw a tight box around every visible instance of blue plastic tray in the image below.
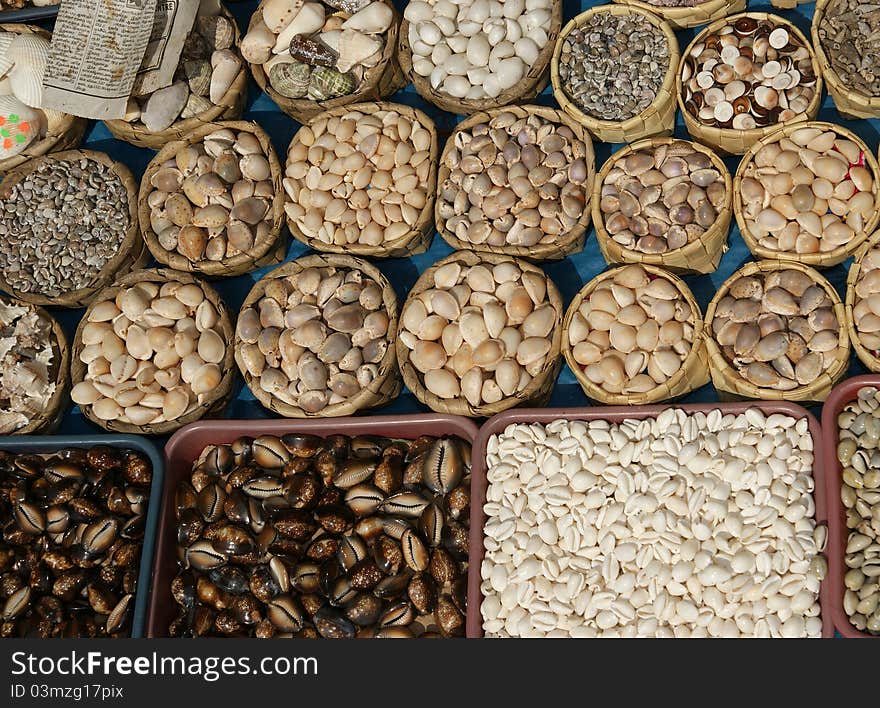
[0,435,164,638]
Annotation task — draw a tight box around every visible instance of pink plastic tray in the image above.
[146,414,479,638]
[822,375,880,638]
[468,402,833,638]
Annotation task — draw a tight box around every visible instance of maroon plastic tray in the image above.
[468,402,833,638]
[822,375,880,638]
[145,414,480,638]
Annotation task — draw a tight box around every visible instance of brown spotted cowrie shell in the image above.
[707,261,848,396]
[141,123,283,274]
[235,255,399,418]
[284,105,437,257]
[397,252,562,415]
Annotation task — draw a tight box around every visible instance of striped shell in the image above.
[269,61,310,99]
[307,66,356,101]
[184,60,212,97]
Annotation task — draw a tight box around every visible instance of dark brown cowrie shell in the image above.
[442,521,469,560]
[214,610,242,635]
[314,504,353,534]
[421,438,463,494]
[252,436,290,469]
[314,607,356,638]
[284,472,320,509]
[222,490,250,526]
[44,461,85,484]
[45,505,70,534]
[435,593,464,637]
[373,454,403,495]
[176,481,198,514]
[82,518,118,556]
[2,586,31,620]
[381,516,410,540]
[408,574,437,614]
[249,565,280,604]
[332,459,377,489]
[344,593,382,626]
[291,562,320,593]
[350,435,384,458]
[429,547,459,584]
[211,525,255,556]
[349,558,383,590]
[203,444,234,475]
[306,534,339,561]
[197,483,226,522]
[242,475,284,499]
[178,508,204,546]
[123,453,152,487]
[299,593,324,617]
[329,577,357,607]
[267,594,305,631]
[374,626,416,638]
[68,497,103,522]
[232,593,262,625]
[273,509,318,540]
[171,571,197,607]
[87,584,118,614]
[85,446,121,473]
[380,492,429,518]
[281,433,322,458]
[406,435,434,462]
[379,600,415,627]
[268,556,291,593]
[13,501,45,534]
[344,483,384,516]
[401,528,429,572]
[373,535,403,575]
[186,540,228,570]
[105,593,133,635]
[446,483,470,520]
[120,514,145,540]
[337,533,367,570]
[420,501,444,547]
[354,515,384,542]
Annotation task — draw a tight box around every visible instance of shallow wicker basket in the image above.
[0,24,87,174]
[285,102,437,258]
[139,120,287,278]
[235,254,401,418]
[705,260,849,402]
[678,12,824,156]
[846,230,880,372]
[734,121,880,269]
[592,137,732,274]
[611,0,746,30]
[397,250,563,418]
[812,0,880,120]
[551,5,680,144]
[250,1,406,124]
[70,268,235,435]
[562,265,710,406]
[0,149,146,309]
[398,0,562,116]
[0,295,69,435]
[104,4,247,150]
[436,104,595,261]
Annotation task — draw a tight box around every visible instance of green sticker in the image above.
[15,134,26,144]
[8,114,17,123]
[1,129,10,138]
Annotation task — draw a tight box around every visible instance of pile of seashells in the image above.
[284,105,434,250]
[404,0,554,101]
[738,125,877,257]
[710,266,843,390]
[122,6,243,133]
[399,256,559,408]
[71,278,229,428]
[0,30,59,160]
[599,140,727,255]
[0,297,59,433]
[681,16,818,131]
[243,0,394,102]
[437,109,590,251]
[236,260,394,415]
[144,126,278,265]
[851,244,880,357]
[566,265,699,397]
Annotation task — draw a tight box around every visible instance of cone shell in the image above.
[335,29,382,74]
[269,61,310,98]
[272,2,326,54]
[262,0,305,34]
[209,48,241,104]
[341,2,393,34]
[307,66,355,100]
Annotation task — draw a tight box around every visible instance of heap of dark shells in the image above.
[0,446,152,638]
[170,434,470,638]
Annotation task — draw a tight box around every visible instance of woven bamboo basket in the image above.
[845,230,880,372]
[772,0,813,9]
[104,4,247,150]
[398,0,562,116]
[562,265,710,406]
[812,0,880,120]
[705,260,849,402]
[235,254,401,418]
[250,1,406,124]
[0,149,146,309]
[139,120,287,278]
[611,0,746,30]
[551,5,680,144]
[678,12,824,156]
[0,25,87,175]
[70,268,235,435]
[0,295,70,435]
[734,121,880,269]
[397,250,563,418]
[285,102,437,258]
[436,104,594,261]
[592,137,732,274]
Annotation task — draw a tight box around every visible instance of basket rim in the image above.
[590,136,733,265]
[69,267,235,435]
[550,5,680,133]
[138,119,286,276]
[284,101,439,257]
[0,148,141,308]
[434,103,596,260]
[398,0,562,114]
[561,263,708,405]
[845,229,880,372]
[732,120,880,267]
[233,253,401,418]
[810,0,880,112]
[395,250,563,417]
[610,0,745,27]
[704,259,850,399]
[249,2,401,120]
[676,11,825,145]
